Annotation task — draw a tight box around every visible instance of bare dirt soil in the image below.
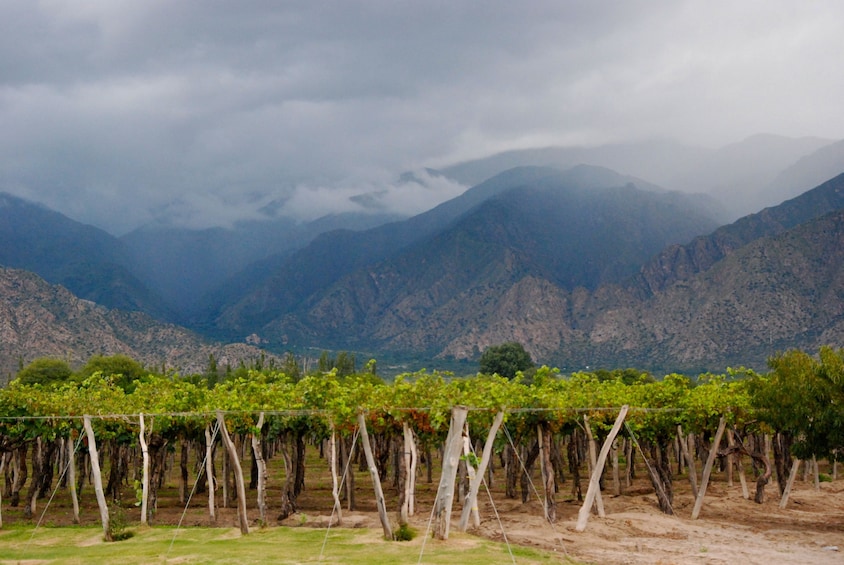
[4,456,844,564]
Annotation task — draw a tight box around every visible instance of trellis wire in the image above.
[167,418,221,557]
[318,426,361,562]
[25,431,86,549]
[0,405,687,422]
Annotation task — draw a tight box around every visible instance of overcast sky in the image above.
[2,1,844,234]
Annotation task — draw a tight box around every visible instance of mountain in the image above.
[440,139,709,189]
[0,193,172,319]
[439,173,844,372]
[756,139,844,209]
[8,162,844,376]
[563,206,844,371]
[0,267,272,382]
[664,134,832,219]
[121,211,402,319]
[200,166,571,334]
[638,172,844,294]
[211,165,723,352]
[439,135,837,221]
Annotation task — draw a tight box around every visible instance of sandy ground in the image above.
[293,476,844,564]
[468,480,844,564]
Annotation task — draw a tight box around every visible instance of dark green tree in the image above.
[16,358,73,386]
[479,342,534,379]
[79,354,148,392]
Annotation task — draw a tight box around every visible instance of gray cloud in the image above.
[1,1,843,234]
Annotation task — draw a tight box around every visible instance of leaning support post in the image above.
[459,411,504,531]
[433,406,469,540]
[779,458,801,509]
[358,412,393,540]
[575,405,629,532]
[216,411,249,534]
[83,415,111,541]
[691,416,727,520]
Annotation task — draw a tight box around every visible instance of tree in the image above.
[15,358,73,386]
[479,342,534,379]
[79,354,148,393]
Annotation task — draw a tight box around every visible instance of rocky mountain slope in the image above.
[5,163,844,376]
[0,193,172,319]
[212,166,723,354]
[0,267,270,382]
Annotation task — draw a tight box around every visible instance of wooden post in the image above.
[328,423,343,525]
[691,416,727,520]
[66,436,80,524]
[357,412,393,540]
[204,423,216,523]
[216,411,249,534]
[677,426,698,499]
[460,423,480,524]
[83,415,111,541]
[139,413,151,525]
[0,452,5,528]
[459,411,504,531]
[575,405,629,532]
[611,439,620,495]
[250,412,268,526]
[221,442,229,508]
[538,422,556,523]
[433,406,469,540]
[779,458,801,509]
[403,422,418,518]
[727,429,749,499]
[582,414,605,517]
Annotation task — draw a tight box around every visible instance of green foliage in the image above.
[79,354,149,393]
[479,342,534,379]
[15,358,73,386]
[316,351,357,377]
[4,349,844,470]
[394,523,416,541]
[107,503,134,542]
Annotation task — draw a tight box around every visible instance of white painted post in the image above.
[458,411,504,531]
[575,405,629,532]
[204,423,216,523]
[216,411,249,534]
[433,406,469,540]
[691,416,727,520]
[83,415,111,541]
[139,413,150,525]
[357,412,393,540]
[779,458,801,509]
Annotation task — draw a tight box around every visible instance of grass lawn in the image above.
[0,524,568,564]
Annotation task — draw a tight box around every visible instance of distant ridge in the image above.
[0,267,273,382]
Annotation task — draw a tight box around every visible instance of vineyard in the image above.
[1,347,844,563]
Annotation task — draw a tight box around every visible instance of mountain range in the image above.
[2,134,844,376]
